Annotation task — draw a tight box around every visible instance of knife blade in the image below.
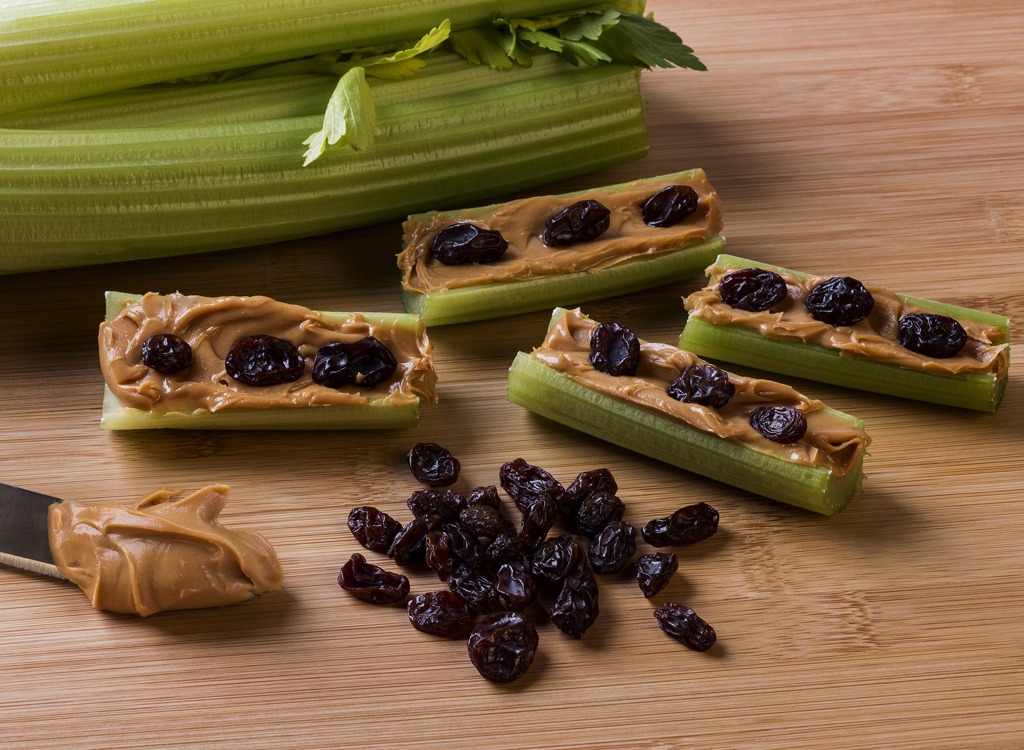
[0,482,64,579]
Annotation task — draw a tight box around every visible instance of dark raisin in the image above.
[530,533,585,589]
[140,333,192,375]
[550,572,600,639]
[519,496,557,551]
[495,562,537,611]
[642,185,700,228]
[407,489,466,522]
[338,553,410,605]
[718,268,788,311]
[560,468,618,518]
[225,334,303,386]
[588,521,637,574]
[749,405,808,443]
[668,364,735,409]
[485,533,527,570]
[407,442,460,487]
[424,530,456,580]
[430,223,509,265]
[347,505,402,553]
[653,602,716,652]
[460,504,512,541]
[575,492,625,538]
[804,276,875,326]
[311,336,397,388]
[467,485,502,510]
[636,552,678,598]
[541,199,611,247]
[641,502,719,547]
[447,565,499,614]
[499,458,564,513]
[898,312,968,358]
[388,516,434,567]
[466,611,539,683]
[407,590,474,638]
[589,321,641,377]
[441,522,483,569]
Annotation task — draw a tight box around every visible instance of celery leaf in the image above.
[556,8,621,42]
[301,66,374,166]
[449,27,516,70]
[591,13,707,70]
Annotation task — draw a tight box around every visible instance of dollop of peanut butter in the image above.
[685,261,1009,377]
[399,170,724,293]
[47,486,283,617]
[99,292,436,413]
[532,309,870,479]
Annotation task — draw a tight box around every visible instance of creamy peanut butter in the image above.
[399,170,724,293]
[685,261,1009,377]
[531,309,870,478]
[48,485,283,617]
[99,292,436,414]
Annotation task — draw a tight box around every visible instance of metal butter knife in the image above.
[0,483,64,579]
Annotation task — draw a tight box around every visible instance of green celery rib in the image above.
[404,237,725,326]
[507,352,865,516]
[0,58,648,273]
[678,254,1010,411]
[0,0,600,116]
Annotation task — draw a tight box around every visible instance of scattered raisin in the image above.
[141,333,192,375]
[407,489,466,522]
[541,199,611,247]
[407,590,474,638]
[424,530,456,580]
[338,553,410,605]
[485,533,527,570]
[668,364,735,409]
[588,521,637,574]
[589,321,641,377]
[460,504,512,541]
[804,276,875,326]
[575,492,625,538]
[641,502,719,547]
[530,533,586,590]
[388,516,434,567]
[407,442,461,487]
[311,336,397,388]
[550,572,600,639]
[440,522,483,570]
[499,458,564,513]
[347,506,402,553]
[561,468,618,518]
[749,405,807,444]
[495,562,537,611]
[430,223,508,265]
[718,268,788,312]
[519,496,557,551]
[898,312,968,358]
[636,552,678,598]
[467,485,502,510]
[225,334,303,386]
[467,611,539,683]
[653,603,716,652]
[642,185,700,228]
[447,565,499,614]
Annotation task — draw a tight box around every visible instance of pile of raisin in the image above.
[338,447,721,683]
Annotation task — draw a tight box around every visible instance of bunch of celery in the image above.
[0,1,704,274]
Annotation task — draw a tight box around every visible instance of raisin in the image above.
[407,590,474,638]
[499,458,564,513]
[561,468,618,518]
[541,199,611,247]
[589,321,641,377]
[311,336,397,388]
[430,223,509,265]
[530,533,585,589]
[460,504,512,541]
[388,516,434,567]
[636,552,678,598]
[467,611,539,683]
[347,505,402,553]
[642,185,700,228]
[141,333,192,375]
[407,442,461,486]
[718,268,788,312]
[407,489,466,522]
[441,522,483,569]
[641,502,719,547]
[898,312,968,358]
[485,533,527,570]
[550,572,600,639]
[495,562,537,611]
[588,521,637,574]
[447,565,499,614]
[338,553,410,605]
[424,530,456,580]
[575,492,625,538]
[467,485,502,510]
[668,364,735,409]
[653,603,716,652]
[225,334,303,386]
[749,405,807,443]
[804,276,875,326]
[519,496,557,551]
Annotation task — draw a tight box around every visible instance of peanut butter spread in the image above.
[99,292,436,413]
[685,261,1009,377]
[399,170,724,293]
[48,485,283,617]
[532,309,869,478]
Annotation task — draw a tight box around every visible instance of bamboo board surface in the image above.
[1,2,1022,748]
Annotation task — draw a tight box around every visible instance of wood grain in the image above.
[1,2,1022,748]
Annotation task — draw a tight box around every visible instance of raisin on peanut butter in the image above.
[312,336,396,388]
[642,185,700,228]
[541,199,611,247]
[225,334,303,386]
[719,268,788,312]
[141,333,192,375]
[430,223,508,265]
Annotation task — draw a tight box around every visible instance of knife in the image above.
[0,482,63,579]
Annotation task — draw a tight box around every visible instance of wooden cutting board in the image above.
[1,2,1021,748]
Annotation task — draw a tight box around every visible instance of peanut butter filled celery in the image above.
[398,171,725,325]
[680,255,1010,411]
[99,292,436,430]
[507,308,870,515]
